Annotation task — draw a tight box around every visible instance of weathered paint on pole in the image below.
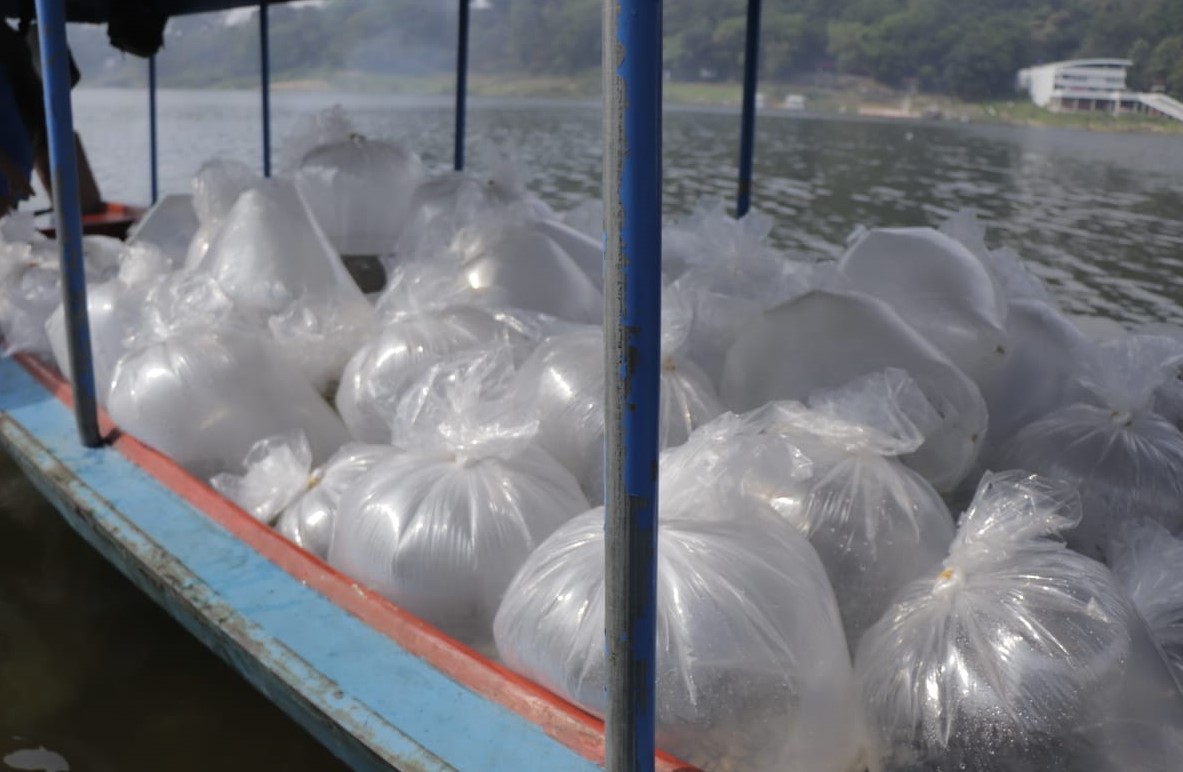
[602,0,661,768]
[33,0,101,448]
[454,0,470,171]
[735,0,761,218]
[149,55,159,203]
[260,0,272,177]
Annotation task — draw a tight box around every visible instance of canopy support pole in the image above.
[149,55,158,203]
[736,0,761,218]
[33,0,101,447]
[454,0,470,171]
[260,0,271,177]
[602,0,661,769]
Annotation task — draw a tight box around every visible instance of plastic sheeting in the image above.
[294,135,425,256]
[722,290,988,493]
[494,509,862,772]
[856,471,1183,772]
[329,349,588,650]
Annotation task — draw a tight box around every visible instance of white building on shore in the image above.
[1016,59,1183,123]
[1016,59,1135,112]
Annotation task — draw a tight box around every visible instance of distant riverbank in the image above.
[96,69,1183,136]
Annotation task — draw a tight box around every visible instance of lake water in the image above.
[5,88,1183,770]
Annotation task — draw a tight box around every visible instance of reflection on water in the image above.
[0,452,346,771]
[8,89,1183,766]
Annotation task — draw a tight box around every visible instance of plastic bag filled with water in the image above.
[0,235,123,359]
[514,324,722,505]
[329,348,588,650]
[661,369,954,649]
[856,471,1183,772]
[185,158,258,269]
[335,304,559,443]
[107,273,349,479]
[997,334,1183,559]
[294,134,425,256]
[212,431,315,524]
[722,289,987,493]
[494,507,863,772]
[1109,518,1183,682]
[276,441,397,559]
[197,178,375,394]
[835,227,1008,389]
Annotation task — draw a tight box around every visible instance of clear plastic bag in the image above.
[46,243,176,403]
[661,369,954,649]
[494,508,863,772]
[294,135,426,256]
[836,227,1008,388]
[997,335,1183,559]
[329,349,588,650]
[335,305,529,442]
[515,326,722,505]
[722,289,988,494]
[1109,518,1183,682]
[660,200,781,282]
[0,237,122,359]
[397,171,516,263]
[211,432,314,524]
[856,471,1183,772]
[279,105,355,174]
[939,208,1054,306]
[276,442,397,559]
[197,178,375,393]
[185,159,258,269]
[452,204,603,324]
[109,274,349,480]
[979,299,1093,465]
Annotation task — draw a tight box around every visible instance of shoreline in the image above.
[90,72,1183,137]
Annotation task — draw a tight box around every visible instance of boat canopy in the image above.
[1,0,302,24]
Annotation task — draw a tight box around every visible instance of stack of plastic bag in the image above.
[184,159,258,269]
[45,242,176,405]
[1109,519,1183,682]
[997,335,1183,559]
[661,369,954,648]
[857,471,1183,772]
[939,208,1055,307]
[329,348,588,650]
[294,134,425,256]
[494,507,863,772]
[0,235,123,359]
[107,273,350,480]
[514,322,721,505]
[834,227,1008,389]
[722,289,987,494]
[666,205,821,387]
[197,178,375,393]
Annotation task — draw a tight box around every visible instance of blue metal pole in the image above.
[32,0,101,447]
[603,0,661,768]
[149,55,159,203]
[259,0,271,177]
[735,0,762,218]
[454,0,470,171]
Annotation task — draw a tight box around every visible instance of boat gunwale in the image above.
[10,352,696,772]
